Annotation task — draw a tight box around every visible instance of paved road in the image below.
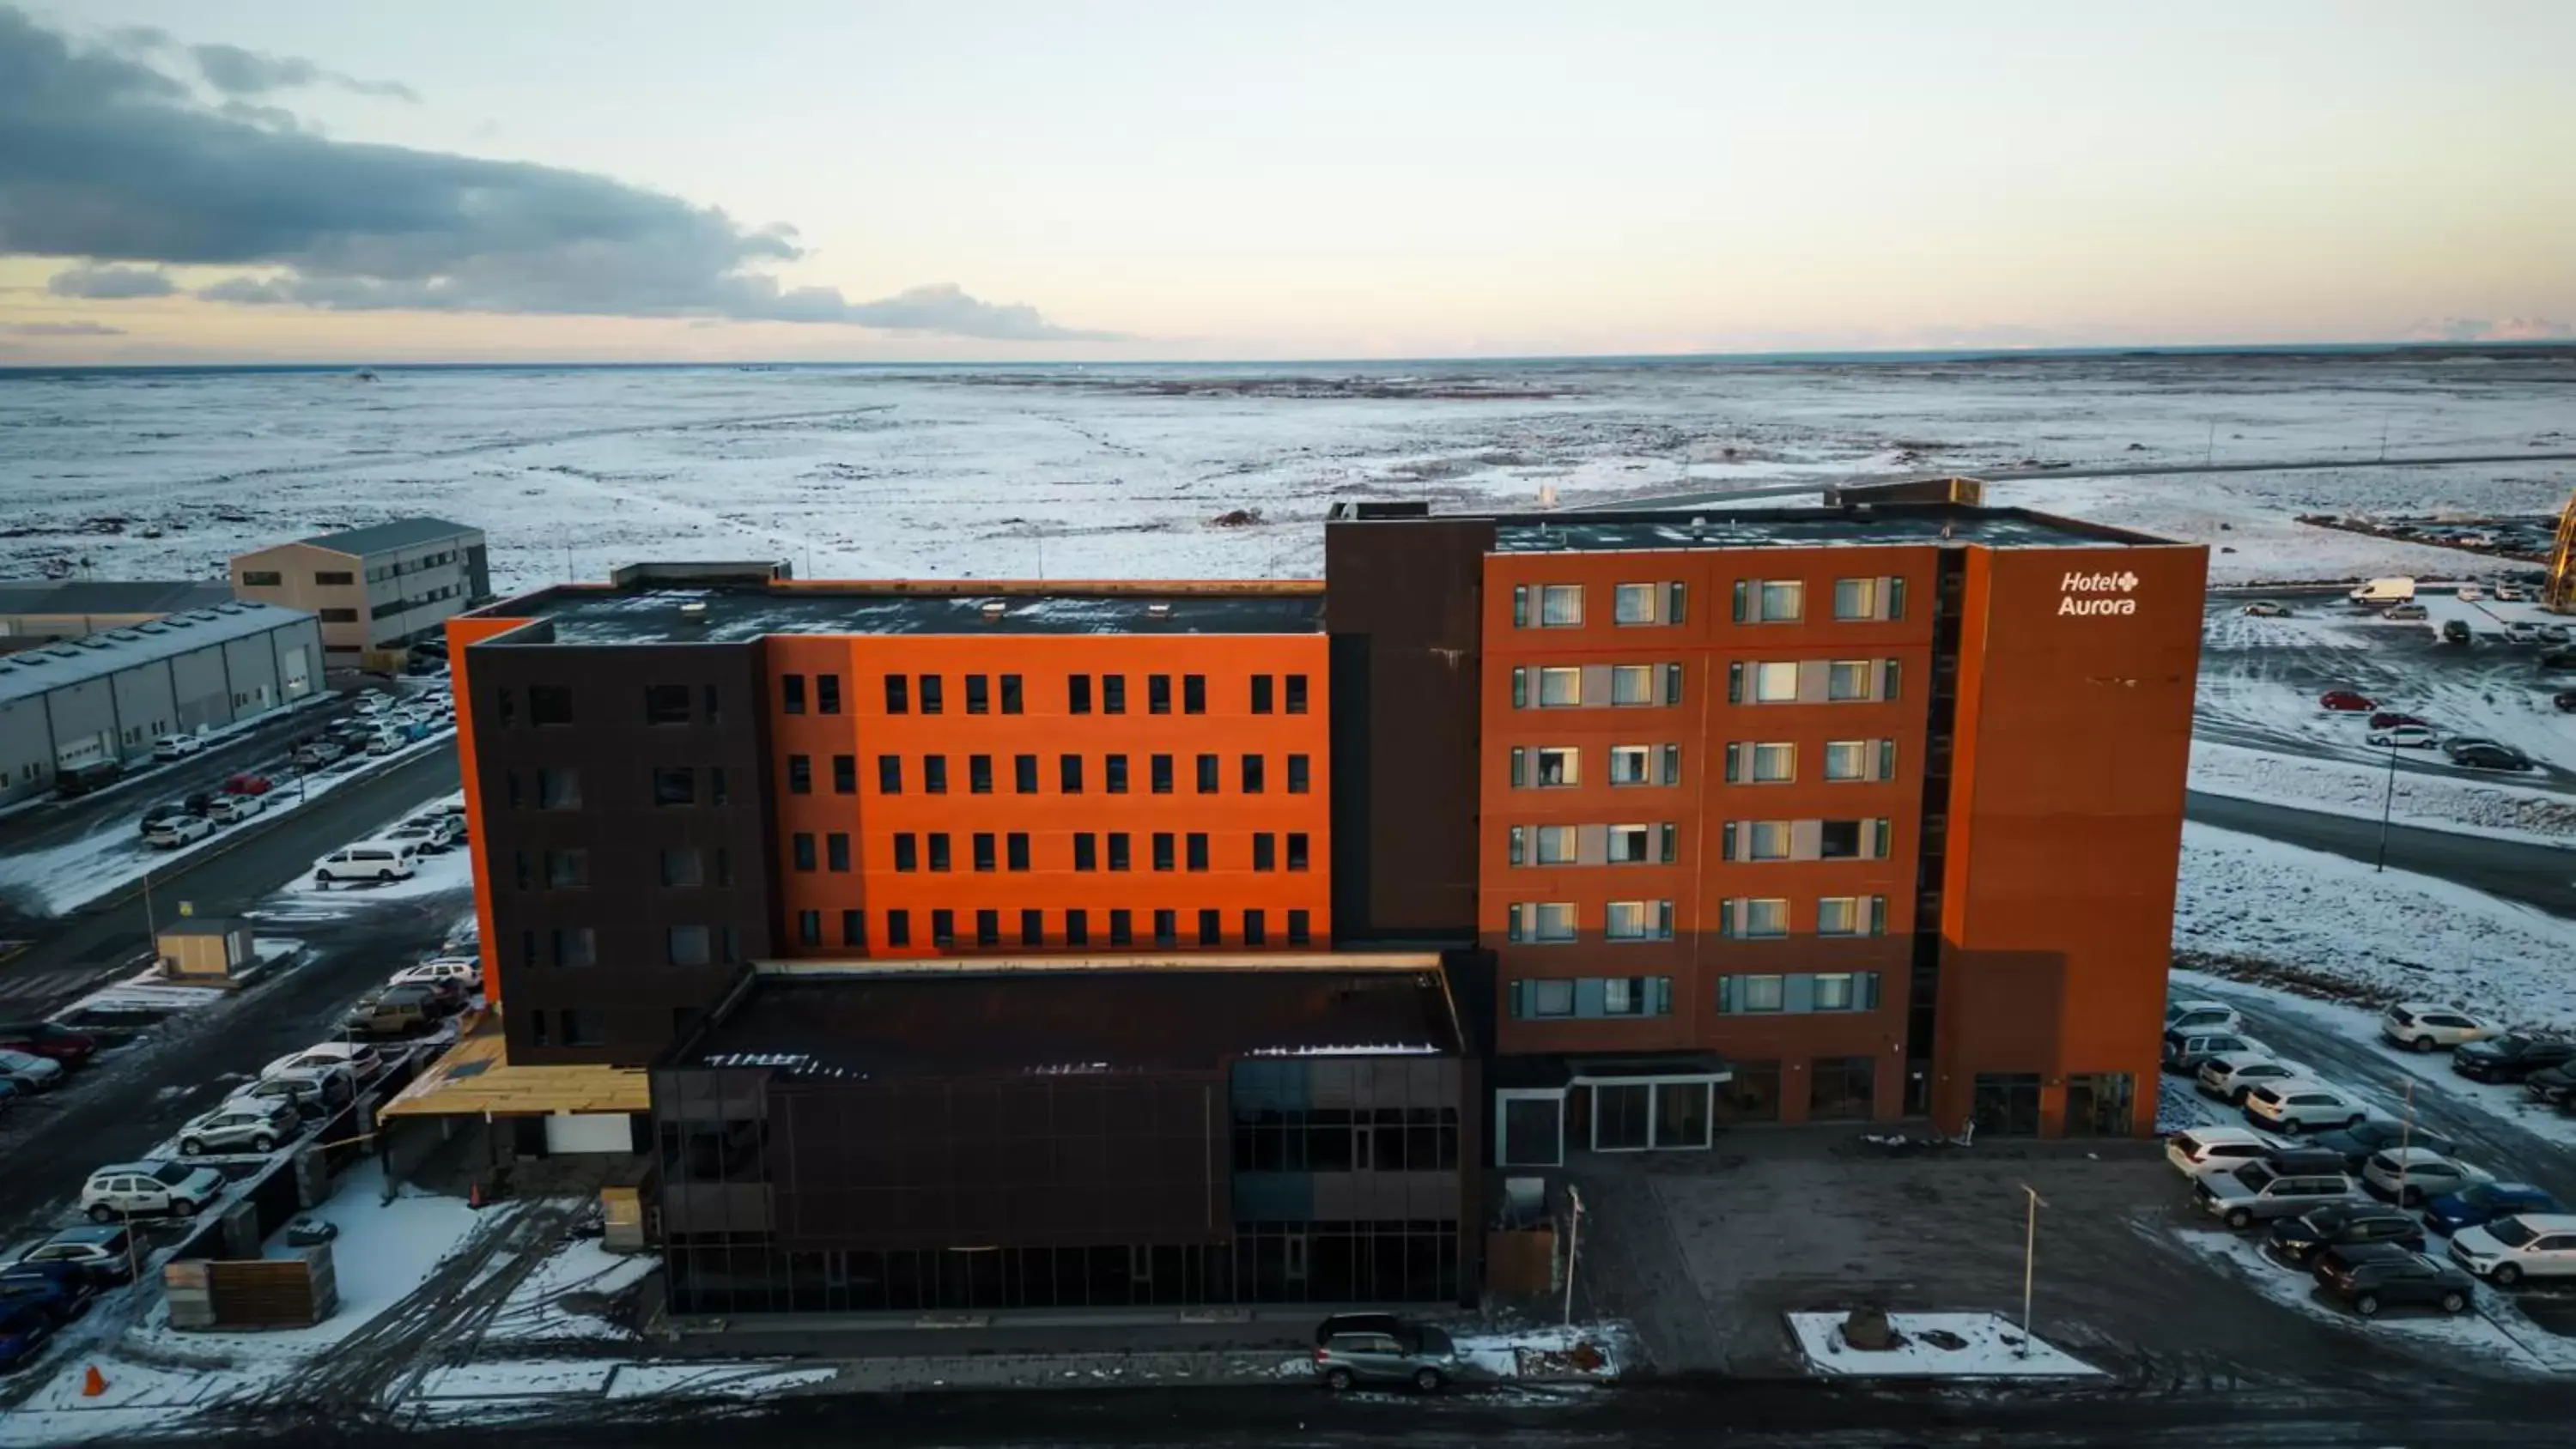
[2186,790,2576,918]
[1582,449,2576,510]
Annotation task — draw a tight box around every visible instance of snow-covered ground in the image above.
[1785,1311,2100,1378]
[2169,1229,2576,1375]
[2175,823,2576,1034]
[2190,742,2576,845]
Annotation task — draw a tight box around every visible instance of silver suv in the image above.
[1312,1313,1462,1392]
[2196,1159,2368,1228]
[176,1100,299,1156]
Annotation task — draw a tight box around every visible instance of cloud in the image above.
[0,7,1118,341]
[0,319,125,336]
[2410,317,2576,343]
[46,262,177,298]
[188,41,419,103]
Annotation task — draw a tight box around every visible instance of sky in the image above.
[1,0,2572,364]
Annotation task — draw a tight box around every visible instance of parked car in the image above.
[386,815,459,852]
[2496,584,2528,603]
[2166,1126,2283,1178]
[2502,621,2543,646]
[2366,711,2431,731]
[352,694,391,718]
[290,739,344,767]
[2424,1183,2561,1237]
[0,1261,98,1325]
[149,733,204,761]
[2457,586,2485,602]
[2445,741,2535,772]
[15,1226,136,1284]
[2196,1053,2300,1104]
[343,985,442,1038]
[2439,619,2472,645]
[2538,648,2576,670]
[52,760,122,799]
[204,791,266,824]
[262,1042,380,1082]
[2366,724,2439,749]
[2312,1243,2475,1318]
[2196,1160,2368,1228]
[312,841,419,886]
[0,1301,56,1373]
[2524,1061,2576,1105]
[181,790,217,815]
[0,1024,96,1070]
[2453,1034,2576,1083]
[2318,690,2376,712]
[2165,1000,2241,1034]
[2381,1003,2496,1052]
[2309,1119,2462,1173]
[143,812,212,849]
[2449,1214,2576,1286]
[2241,601,2290,617]
[137,802,192,837]
[2165,1029,2260,1075]
[80,1161,225,1222]
[0,1050,64,1093]
[2384,603,2430,621]
[392,957,478,991]
[222,773,274,796]
[2539,624,2573,646]
[2360,1148,2493,1206]
[226,1070,343,1122]
[2555,689,2576,713]
[2264,1203,2425,1267]
[361,731,404,757]
[176,1100,300,1157]
[1311,1313,1460,1392]
[2243,1081,2369,1135]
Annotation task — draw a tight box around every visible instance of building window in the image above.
[547,849,588,888]
[888,911,911,947]
[313,569,356,586]
[1532,826,1577,865]
[876,755,902,794]
[1818,896,1882,936]
[1285,754,1311,794]
[841,909,866,949]
[1150,754,1175,794]
[1251,676,1274,714]
[242,570,283,586]
[1285,674,1309,713]
[1605,900,1668,941]
[826,753,854,794]
[1287,909,1311,945]
[1242,910,1266,946]
[927,834,952,871]
[529,685,574,725]
[1000,674,1024,713]
[793,833,817,871]
[932,910,955,948]
[1746,661,1796,703]
[1758,580,1804,622]
[1827,660,1874,701]
[1532,979,1575,1016]
[1105,755,1129,794]
[560,1010,603,1048]
[1153,909,1178,949]
[1065,910,1089,948]
[969,754,993,793]
[1537,666,1581,706]
[1254,834,1277,871]
[1511,902,1577,943]
[1007,833,1030,870]
[659,846,703,887]
[1607,824,1654,864]
[1103,674,1127,715]
[1183,675,1206,714]
[1108,833,1132,871]
[1748,743,1795,783]
[1153,832,1176,871]
[818,674,843,715]
[319,608,360,623]
[924,755,949,795]
[1531,746,1579,787]
[915,675,939,714]
[670,925,714,966]
[972,832,997,872]
[1286,833,1309,871]
[1195,754,1219,793]
[785,674,809,715]
[827,833,850,871]
[1021,909,1044,947]
[976,909,1001,948]
[1060,754,1084,793]
[1824,741,1868,780]
[787,755,812,794]
[1074,834,1098,871]
[1197,908,1222,946]
[554,928,597,967]
[1814,973,1856,1010]
[1608,745,1651,785]
[646,684,690,724]
[649,767,701,813]
[1610,664,1656,706]
[1743,821,1790,860]
[892,834,918,871]
[1241,754,1264,793]
[1811,1057,1875,1120]
[1538,583,1583,627]
[1015,754,1038,793]
[1068,675,1092,715]
[1108,909,1133,947]
[1834,578,1878,621]
[530,767,580,809]
[1602,977,1645,1016]
[966,674,989,714]
[1740,974,1784,1012]
[1187,833,1209,871]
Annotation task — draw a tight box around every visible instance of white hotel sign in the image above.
[2057,569,2141,616]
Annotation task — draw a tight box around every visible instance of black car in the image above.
[2454,1034,2576,1083]
[137,803,192,837]
[2555,689,2576,713]
[2440,619,2471,645]
[2539,649,2576,671]
[2527,1062,2576,1105]
[2312,1242,2475,1318]
[2309,1119,2462,1172]
[2444,741,2533,772]
[51,760,121,799]
[2266,1204,2426,1267]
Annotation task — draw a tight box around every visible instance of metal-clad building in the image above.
[231,518,489,666]
[0,602,323,804]
[0,580,239,644]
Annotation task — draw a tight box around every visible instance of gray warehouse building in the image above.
[0,603,323,806]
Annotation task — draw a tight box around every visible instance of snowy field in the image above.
[3,353,2570,593]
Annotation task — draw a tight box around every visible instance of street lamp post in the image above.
[2018,1185,2046,1356]
[2395,1077,2416,1204]
[1562,1185,1584,1328]
[2375,739,2398,873]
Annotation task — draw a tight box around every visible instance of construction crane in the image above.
[2551,484,2576,614]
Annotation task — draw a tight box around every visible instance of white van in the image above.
[313,840,420,885]
[2348,577,2416,604]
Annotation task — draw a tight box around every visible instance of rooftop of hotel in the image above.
[478,579,1326,646]
[1327,495,2172,551]
[675,966,1460,1081]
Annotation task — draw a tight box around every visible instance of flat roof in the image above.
[1488,506,2162,554]
[380,1022,650,1119]
[300,518,481,556]
[680,967,1461,1081]
[0,603,313,708]
[0,580,236,617]
[483,582,1326,645]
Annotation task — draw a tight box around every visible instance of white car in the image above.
[391,958,478,991]
[2458,586,2485,602]
[143,813,213,848]
[386,816,459,852]
[2240,601,2290,618]
[2242,1080,2370,1135]
[2360,1147,2492,1206]
[81,1161,225,1223]
[2165,1125,2282,1178]
[2166,1000,2242,1034]
[2196,1052,2301,1104]
[0,1048,64,1092]
[2448,1213,2576,1287]
[228,1069,349,1119]
[363,731,404,757]
[313,842,418,885]
[2496,585,2527,603]
[263,1041,381,1082]
[352,694,391,717]
[204,791,265,824]
[176,1101,298,1157]
[2366,724,2439,749]
[2381,1003,2496,1052]
[2502,621,2542,646]
[151,733,205,761]
[291,740,345,767]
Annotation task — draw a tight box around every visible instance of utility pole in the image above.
[1562,1184,1584,1327]
[2018,1185,2046,1356]
[2396,1077,2416,1204]
[139,868,158,949]
[2205,421,2216,470]
[2376,739,2398,872]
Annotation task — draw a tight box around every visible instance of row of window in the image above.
[1498,970,1886,1020]
[1716,971,1886,1014]
[1504,818,1894,866]
[778,670,1313,718]
[1510,740,1899,790]
[793,906,1315,951]
[1717,818,1894,863]
[1507,658,1899,709]
[792,751,1312,797]
[1512,577,1904,629]
[518,925,739,969]
[793,829,1313,874]
[1506,894,1891,941]
[1506,822,1677,867]
[1233,1107,1462,1173]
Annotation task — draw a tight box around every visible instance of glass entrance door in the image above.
[1652,1081,1710,1149]
[1593,1084,1652,1151]
[1971,1072,2044,1137]
[1498,1092,1565,1167]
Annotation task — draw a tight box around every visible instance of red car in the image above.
[2319,691,2375,712]
[222,773,275,796]
[2368,711,2429,731]
[0,1023,96,1069]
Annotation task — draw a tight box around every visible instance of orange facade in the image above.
[767,634,1333,958]
[445,609,532,1004]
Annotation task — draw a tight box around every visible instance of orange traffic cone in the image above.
[468,1181,484,1210]
[82,1366,106,1398]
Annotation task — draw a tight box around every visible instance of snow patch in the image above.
[1785,1311,2102,1378]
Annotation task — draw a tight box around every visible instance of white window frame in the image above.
[1826,660,1874,701]
[1742,899,1789,937]
[1539,584,1584,627]
[1751,743,1795,783]
[1610,664,1656,706]
[1758,580,1803,622]
[1608,745,1650,785]
[1832,578,1876,621]
[1753,661,1799,702]
[1538,667,1582,706]
[1823,740,1868,781]
[1613,583,1657,625]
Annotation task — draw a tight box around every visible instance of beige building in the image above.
[230,518,489,667]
